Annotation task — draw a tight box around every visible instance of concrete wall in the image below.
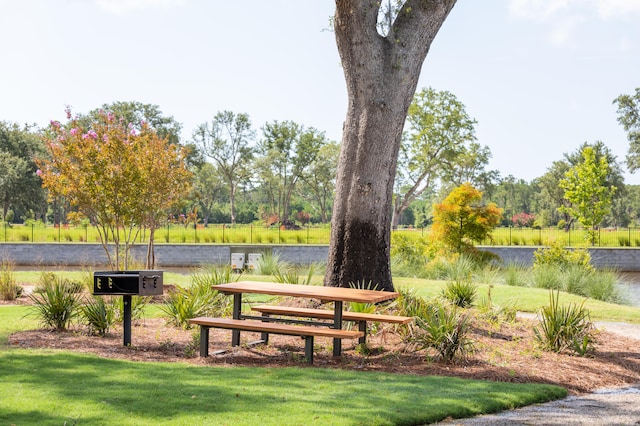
[2,243,640,271]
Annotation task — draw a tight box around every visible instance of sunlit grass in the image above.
[0,349,565,426]
[7,223,640,247]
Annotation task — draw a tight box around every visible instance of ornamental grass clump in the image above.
[253,251,285,276]
[534,289,596,356]
[161,266,234,329]
[28,274,83,331]
[81,296,116,336]
[410,300,474,363]
[0,259,20,301]
[442,280,477,308]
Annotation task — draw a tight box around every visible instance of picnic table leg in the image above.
[304,336,314,364]
[199,326,209,357]
[260,313,270,344]
[358,320,367,345]
[333,301,343,356]
[232,293,242,346]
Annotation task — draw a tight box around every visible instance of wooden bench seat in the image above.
[251,305,412,345]
[189,317,363,364]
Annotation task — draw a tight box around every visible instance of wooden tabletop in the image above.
[211,281,399,304]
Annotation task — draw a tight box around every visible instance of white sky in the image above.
[1,0,639,183]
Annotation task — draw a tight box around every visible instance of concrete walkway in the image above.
[437,316,640,425]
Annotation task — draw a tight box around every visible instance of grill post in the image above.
[123,295,132,346]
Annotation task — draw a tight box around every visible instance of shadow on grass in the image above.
[0,349,566,425]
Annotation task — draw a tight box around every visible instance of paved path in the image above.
[437,315,640,425]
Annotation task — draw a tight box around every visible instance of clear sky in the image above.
[1,0,639,183]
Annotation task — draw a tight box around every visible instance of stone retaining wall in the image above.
[2,244,640,271]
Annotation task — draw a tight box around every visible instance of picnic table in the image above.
[190,281,404,363]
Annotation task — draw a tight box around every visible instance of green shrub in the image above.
[274,268,301,284]
[0,260,20,301]
[394,287,432,319]
[532,264,563,290]
[390,233,429,269]
[618,236,631,247]
[161,286,210,329]
[28,275,83,330]
[562,265,591,296]
[442,280,477,308]
[533,241,592,271]
[438,255,476,282]
[503,262,529,287]
[113,295,150,323]
[161,268,234,329]
[410,300,474,362]
[81,296,116,336]
[191,264,242,287]
[584,269,620,303]
[253,251,285,275]
[533,289,596,355]
[347,280,379,314]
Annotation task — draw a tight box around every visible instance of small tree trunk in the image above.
[147,228,156,269]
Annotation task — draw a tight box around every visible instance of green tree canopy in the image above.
[81,101,183,145]
[0,122,46,221]
[613,88,640,172]
[393,87,478,228]
[257,121,326,222]
[193,111,255,224]
[559,146,616,245]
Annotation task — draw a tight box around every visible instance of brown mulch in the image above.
[6,298,640,395]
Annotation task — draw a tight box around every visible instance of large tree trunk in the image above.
[325,0,456,291]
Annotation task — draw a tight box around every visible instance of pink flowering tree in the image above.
[511,212,536,228]
[37,109,192,270]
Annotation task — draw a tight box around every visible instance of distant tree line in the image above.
[1,87,639,234]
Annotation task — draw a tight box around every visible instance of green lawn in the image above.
[9,270,639,424]
[0,297,568,425]
[393,278,640,323]
[0,348,565,426]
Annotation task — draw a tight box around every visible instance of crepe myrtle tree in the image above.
[38,109,192,270]
[325,0,457,291]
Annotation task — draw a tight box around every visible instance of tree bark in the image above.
[325,0,456,291]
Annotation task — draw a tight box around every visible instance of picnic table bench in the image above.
[191,281,401,363]
[251,305,412,345]
[189,317,363,364]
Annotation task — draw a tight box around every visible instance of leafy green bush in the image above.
[618,236,631,247]
[562,265,591,296]
[161,286,211,329]
[81,296,116,336]
[390,233,429,270]
[438,255,475,282]
[533,242,592,271]
[28,274,83,330]
[533,289,596,355]
[410,300,474,362]
[389,288,428,340]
